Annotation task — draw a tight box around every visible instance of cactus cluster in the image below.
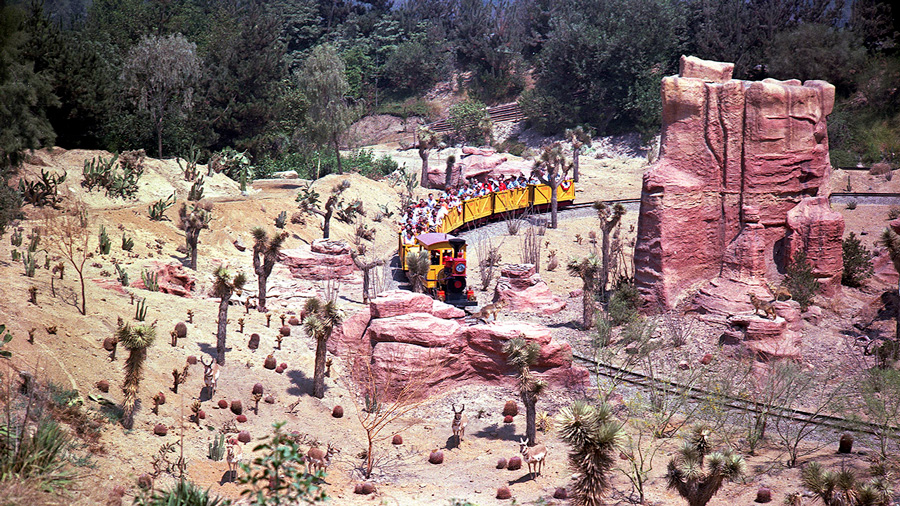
[208,433,226,461]
[115,264,129,287]
[135,298,148,321]
[188,176,205,201]
[148,193,176,221]
[274,210,287,229]
[141,269,159,292]
[82,151,144,198]
[19,168,67,207]
[121,233,134,252]
[99,225,111,254]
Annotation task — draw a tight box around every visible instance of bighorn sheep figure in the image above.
[519,437,546,480]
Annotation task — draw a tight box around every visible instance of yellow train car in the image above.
[397,232,476,306]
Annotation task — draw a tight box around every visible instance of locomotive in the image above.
[398,180,576,307]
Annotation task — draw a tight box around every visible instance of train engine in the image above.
[399,232,476,307]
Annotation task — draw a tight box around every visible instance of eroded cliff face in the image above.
[634,55,843,312]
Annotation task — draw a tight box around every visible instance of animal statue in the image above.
[451,403,468,446]
[519,437,547,480]
[306,443,337,474]
[546,250,559,271]
[748,293,776,320]
[225,439,242,481]
[471,300,506,324]
[200,356,219,398]
[770,283,792,301]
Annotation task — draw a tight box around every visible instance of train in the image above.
[398,180,576,306]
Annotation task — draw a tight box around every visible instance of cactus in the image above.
[178,144,201,181]
[275,210,287,229]
[0,324,12,358]
[99,225,111,255]
[187,309,194,323]
[135,298,148,321]
[23,251,36,277]
[10,228,22,247]
[115,264,129,287]
[208,433,226,461]
[148,193,176,221]
[188,176,204,201]
[82,154,118,191]
[11,250,19,262]
[27,229,40,252]
[121,233,134,252]
[19,168,67,206]
[141,269,159,292]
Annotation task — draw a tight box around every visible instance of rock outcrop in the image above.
[131,261,197,297]
[278,239,358,281]
[493,264,566,315]
[329,290,588,399]
[634,55,843,313]
[427,147,532,189]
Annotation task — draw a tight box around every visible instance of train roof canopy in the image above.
[416,232,460,247]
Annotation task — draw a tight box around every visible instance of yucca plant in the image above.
[406,251,430,293]
[178,202,213,270]
[557,401,623,506]
[251,228,288,313]
[503,337,546,447]
[567,255,601,330]
[122,233,134,252]
[134,479,230,506]
[666,426,744,506]
[213,266,246,365]
[303,297,343,399]
[0,418,72,488]
[801,461,892,506]
[118,321,156,429]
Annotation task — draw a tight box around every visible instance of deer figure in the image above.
[225,439,243,481]
[306,443,337,474]
[200,356,219,398]
[451,403,468,446]
[519,437,546,479]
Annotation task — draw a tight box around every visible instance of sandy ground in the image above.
[0,142,896,506]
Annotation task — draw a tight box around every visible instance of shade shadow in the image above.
[473,422,519,443]
[285,368,317,397]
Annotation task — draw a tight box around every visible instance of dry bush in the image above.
[521,226,542,272]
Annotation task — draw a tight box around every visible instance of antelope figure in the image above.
[519,437,547,480]
[225,439,243,481]
[306,443,336,474]
[200,356,219,398]
[451,403,468,446]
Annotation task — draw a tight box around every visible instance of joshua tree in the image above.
[879,227,900,360]
[595,201,626,299]
[297,180,350,239]
[416,126,439,189]
[351,250,385,304]
[303,297,344,399]
[178,201,213,270]
[532,142,572,229]
[503,337,546,447]
[567,254,601,330]
[801,461,892,506]
[556,400,623,506]
[566,125,594,182]
[251,228,288,313]
[119,321,156,429]
[405,250,430,293]
[212,266,246,365]
[666,426,745,506]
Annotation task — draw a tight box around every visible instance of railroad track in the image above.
[429,101,526,134]
[572,352,895,437]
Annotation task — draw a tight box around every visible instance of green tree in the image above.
[531,142,571,229]
[252,228,288,313]
[298,44,356,174]
[119,321,156,429]
[303,297,344,399]
[448,99,490,145]
[121,33,201,158]
[238,422,327,505]
[503,337,546,447]
[556,400,623,506]
[842,232,874,287]
[666,426,745,506]
[212,266,246,365]
[766,23,866,95]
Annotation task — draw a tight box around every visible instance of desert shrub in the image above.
[134,479,229,506]
[256,149,397,181]
[889,206,900,220]
[842,232,874,287]
[497,137,527,157]
[237,422,326,504]
[448,99,489,145]
[375,98,440,121]
[0,418,72,487]
[785,250,820,311]
[846,201,857,210]
[608,281,641,326]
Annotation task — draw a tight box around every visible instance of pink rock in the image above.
[311,239,352,255]
[369,290,434,318]
[493,264,566,314]
[328,308,372,357]
[131,262,197,297]
[368,313,463,348]
[432,299,466,319]
[634,56,840,311]
[569,289,583,298]
[462,146,497,156]
[278,245,358,281]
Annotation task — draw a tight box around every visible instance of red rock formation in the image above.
[493,264,566,315]
[130,261,196,297]
[635,55,842,311]
[328,290,587,399]
[278,239,358,281]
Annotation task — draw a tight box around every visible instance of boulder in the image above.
[462,146,497,156]
[493,264,566,315]
[370,290,434,318]
[311,239,352,255]
[278,243,358,281]
[432,299,466,319]
[725,300,803,361]
[634,55,841,311]
[327,308,372,356]
[131,262,196,297]
[367,313,464,349]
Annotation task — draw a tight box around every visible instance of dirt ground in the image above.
[0,143,896,506]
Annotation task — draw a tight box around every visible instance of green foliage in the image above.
[82,154,118,191]
[135,298,148,321]
[448,99,489,145]
[382,36,451,96]
[26,228,39,253]
[10,249,20,262]
[115,264,129,287]
[98,225,111,255]
[148,193,176,221]
[261,149,396,181]
[608,281,641,325]
[213,148,253,186]
[767,24,867,95]
[134,479,230,506]
[666,428,745,506]
[18,169,66,207]
[188,176,205,201]
[178,144,201,181]
[82,153,145,199]
[122,233,134,252]
[237,422,328,505]
[142,269,159,292]
[801,461,892,506]
[842,232,874,287]
[295,183,321,213]
[208,433,226,462]
[785,250,820,311]
[0,418,72,488]
[0,324,12,358]
[556,401,623,505]
[23,250,37,277]
[10,228,22,247]
[375,98,439,121]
